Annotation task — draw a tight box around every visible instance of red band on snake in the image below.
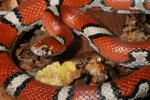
[0,0,150,99]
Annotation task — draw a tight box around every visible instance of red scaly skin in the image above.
[41,11,74,54]
[62,0,92,7]
[104,0,150,10]
[0,0,149,100]
[145,2,150,9]
[18,0,47,25]
[42,11,73,46]
[0,22,17,48]
[93,37,150,62]
[0,53,20,84]
[31,11,74,56]
[72,65,150,99]
[114,65,150,96]
[61,5,150,63]
[104,0,133,10]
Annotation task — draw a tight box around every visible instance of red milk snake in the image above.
[0,0,150,99]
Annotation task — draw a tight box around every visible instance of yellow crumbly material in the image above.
[35,61,79,86]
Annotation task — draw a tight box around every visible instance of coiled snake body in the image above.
[0,0,150,99]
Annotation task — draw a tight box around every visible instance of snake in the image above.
[0,0,150,99]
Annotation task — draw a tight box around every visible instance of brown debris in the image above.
[0,86,14,100]
[0,0,18,10]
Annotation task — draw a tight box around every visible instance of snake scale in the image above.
[0,0,150,99]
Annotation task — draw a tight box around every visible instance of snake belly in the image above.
[0,0,150,100]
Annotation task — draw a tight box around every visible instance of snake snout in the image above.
[31,42,52,56]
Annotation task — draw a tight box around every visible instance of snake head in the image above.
[31,41,53,56]
[31,36,65,56]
